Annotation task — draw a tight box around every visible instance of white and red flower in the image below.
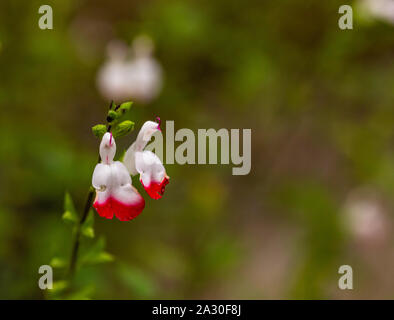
[124,119,170,200]
[92,132,145,221]
[92,119,169,221]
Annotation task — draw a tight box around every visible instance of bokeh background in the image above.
[1,0,394,299]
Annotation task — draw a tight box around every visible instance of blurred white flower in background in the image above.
[97,40,130,101]
[97,35,163,104]
[361,0,394,24]
[344,188,388,246]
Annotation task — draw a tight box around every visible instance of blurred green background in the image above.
[1,0,394,299]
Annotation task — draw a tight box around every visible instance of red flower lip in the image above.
[93,196,145,221]
[141,175,170,200]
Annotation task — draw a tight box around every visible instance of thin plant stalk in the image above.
[68,101,119,277]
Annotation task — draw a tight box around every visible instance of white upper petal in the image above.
[123,142,138,175]
[123,120,160,175]
[134,121,160,152]
[99,132,116,164]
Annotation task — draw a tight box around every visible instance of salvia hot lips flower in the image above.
[124,118,170,200]
[92,132,145,221]
[92,117,169,221]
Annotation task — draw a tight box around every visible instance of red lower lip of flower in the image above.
[93,196,145,221]
[141,176,170,200]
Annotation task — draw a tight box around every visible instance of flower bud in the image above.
[113,120,135,138]
[92,124,107,138]
[107,110,119,123]
[119,101,133,113]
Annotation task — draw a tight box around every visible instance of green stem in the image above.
[68,187,95,277]
[68,101,118,278]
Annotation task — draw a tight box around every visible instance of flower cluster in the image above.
[92,119,169,221]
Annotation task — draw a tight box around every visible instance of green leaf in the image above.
[113,120,135,138]
[80,237,114,266]
[63,192,78,224]
[62,211,77,224]
[91,251,114,264]
[81,250,114,265]
[92,124,107,138]
[82,226,94,238]
[81,210,95,238]
[51,280,69,295]
[119,101,133,113]
[50,256,67,269]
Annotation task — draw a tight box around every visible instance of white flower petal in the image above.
[135,150,169,199]
[123,142,138,176]
[92,163,111,190]
[92,154,145,221]
[124,120,160,175]
[99,132,116,164]
[135,121,160,152]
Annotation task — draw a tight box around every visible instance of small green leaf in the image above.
[63,193,78,224]
[80,237,114,266]
[119,101,133,113]
[62,211,77,224]
[82,250,114,265]
[92,124,107,138]
[82,227,94,238]
[93,251,114,263]
[50,257,67,269]
[64,192,76,212]
[81,210,95,238]
[113,120,135,138]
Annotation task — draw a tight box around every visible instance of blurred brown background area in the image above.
[1,0,394,299]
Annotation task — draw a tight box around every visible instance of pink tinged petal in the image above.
[135,151,170,199]
[155,116,161,131]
